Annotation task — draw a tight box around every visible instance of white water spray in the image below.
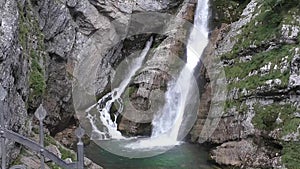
[187,0,209,70]
[158,0,210,142]
[126,0,210,149]
[86,0,209,146]
[87,37,154,140]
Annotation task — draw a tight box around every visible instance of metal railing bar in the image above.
[4,129,76,169]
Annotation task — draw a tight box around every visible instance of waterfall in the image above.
[87,0,209,147]
[126,0,209,149]
[87,37,154,140]
[187,0,209,69]
[156,0,209,142]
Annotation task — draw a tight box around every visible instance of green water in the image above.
[85,141,216,169]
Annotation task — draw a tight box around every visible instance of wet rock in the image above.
[118,0,197,136]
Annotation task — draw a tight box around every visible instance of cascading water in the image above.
[86,37,154,140]
[157,0,209,140]
[126,0,210,149]
[87,0,209,150]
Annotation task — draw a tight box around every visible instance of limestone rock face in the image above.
[289,49,300,88]
[118,0,197,136]
[211,140,281,168]
[0,0,29,166]
[1,0,196,166]
[190,0,300,168]
[31,0,191,135]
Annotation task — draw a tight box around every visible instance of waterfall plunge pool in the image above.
[85,141,218,169]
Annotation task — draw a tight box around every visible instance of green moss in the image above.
[252,104,279,131]
[18,1,46,103]
[227,69,290,91]
[47,162,63,169]
[211,0,251,25]
[32,127,39,134]
[221,1,300,60]
[18,14,29,50]
[282,118,300,136]
[58,146,76,161]
[45,135,57,147]
[29,60,46,98]
[252,104,297,134]
[29,42,46,99]
[225,45,292,79]
[224,98,250,116]
[282,142,300,169]
[45,136,76,162]
[11,147,26,166]
[128,86,137,96]
[225,99,240,109]
[225,44,295,90]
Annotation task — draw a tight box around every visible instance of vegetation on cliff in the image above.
[212,0,300,168]
[18,2,46,109]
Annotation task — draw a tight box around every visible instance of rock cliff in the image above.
[0,0,30,165]
[0,0,196,167]
[190,0,300,168]
[2,0,300,168]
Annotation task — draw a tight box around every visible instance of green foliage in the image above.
[211,0,251,24]
[128,86,137,96]
[32,127,39,134]
[45,135,57,147]
[227,69,290,91]
[58,146,76,161]
[224,99,248,113]
[222,1,300,60]
[252,104,280,131]
[18,9,29,50]
[29,57,46,98]
[10,147,26,166]
[225,44,295,90]
[282,118,300,136]
[282,142,300,169]
[228,45,293,79]
[47,162,63,169]
[45,135,76,164]
[18,2,46,101]
[252,104,297,134]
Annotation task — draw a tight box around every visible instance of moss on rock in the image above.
[282,142,300,169]
[211,0,251,27]
[18,1,47,107]
[252,103,298,135]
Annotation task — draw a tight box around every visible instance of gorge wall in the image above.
[0,0,196,167]
[1,0,300,168]
[190,0,300,168]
